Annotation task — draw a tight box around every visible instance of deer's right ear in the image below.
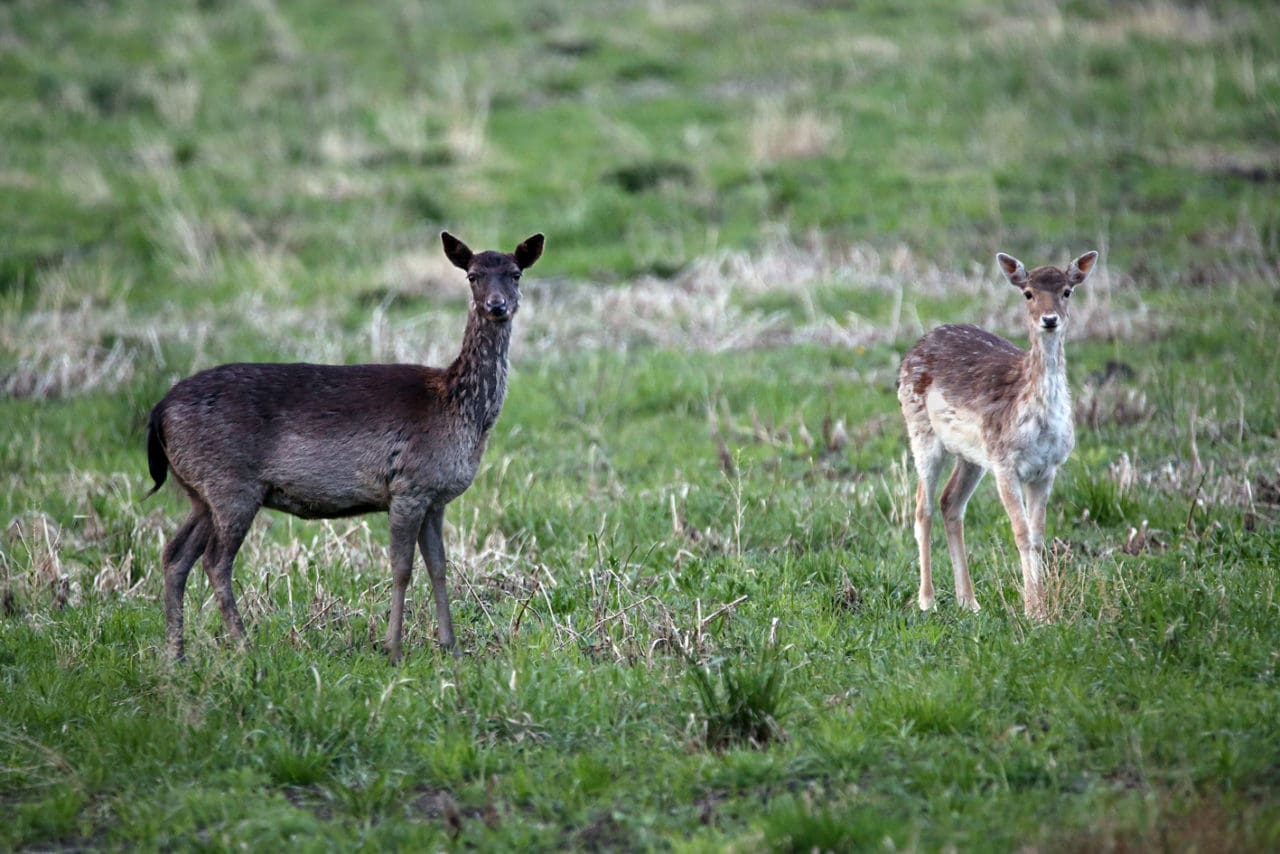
[1067,250,1099,285]
[996,252,1028,287]
[514,233,544,270]
[441,231,473,270]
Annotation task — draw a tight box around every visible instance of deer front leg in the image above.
[387,499,426,664]
[993,469,1043,618]
[417,506,460,656]
[1021,474,1056,619]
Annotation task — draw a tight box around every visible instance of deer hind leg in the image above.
[386,498,427,664]
[1019,474,1056,620]
[418,505,459,657]
[939,459,986,611]
[162,502,212,661]
[910,439,946,611]
[992,469,1041,618]
[203,503,257,650]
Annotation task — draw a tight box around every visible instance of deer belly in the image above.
[262,472,390,519]
[263,488,385,519]
[260,451,391,519]
[926,391,992,468]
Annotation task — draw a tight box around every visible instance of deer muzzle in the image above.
[484,297,511,320]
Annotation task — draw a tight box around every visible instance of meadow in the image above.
[2,0,1280,849]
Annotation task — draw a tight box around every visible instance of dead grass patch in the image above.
[1075,362,1154,430]
[2,236,1158,406]
[0,266,145,399]
[435,64,491,163]
[521,235,1155,357]
[4,512,78,611]
[749,99,842,166]
[985,1,1221,47]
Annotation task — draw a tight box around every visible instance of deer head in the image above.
[442,232,545,323]
[997,250,1098,337]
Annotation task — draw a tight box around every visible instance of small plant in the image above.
[1066,466,1139,528]
[686,633,791,751]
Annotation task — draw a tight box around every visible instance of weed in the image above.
[1063,459,1141,529]
[686,631,791,751]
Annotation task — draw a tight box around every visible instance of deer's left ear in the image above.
[1067,250,1099,286]
[514,233,544,270]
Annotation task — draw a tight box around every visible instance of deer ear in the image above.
[441,231,473,270]
[996,252,1028,287]
[1067,250,1099,285]
[514,233,544,270]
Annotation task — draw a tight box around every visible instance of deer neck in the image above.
[1020,330,1069,416]
[447,306,511,432]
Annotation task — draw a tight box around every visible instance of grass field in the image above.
[3,0,1280,849]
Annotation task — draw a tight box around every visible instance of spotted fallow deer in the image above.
[146,231,544,662]
[897,250,1099,617]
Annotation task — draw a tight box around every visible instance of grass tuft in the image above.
[686,631,791,751]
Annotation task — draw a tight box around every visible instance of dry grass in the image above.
[137,71,201,128]
[4,512,78,611]
[57,158,114,206]
[145,196,236,284]
[374,97,434,160]
[522,235,1154,357]
[1101,1,1221,46]
[2,481,756,668]
[748,99,842,166]
[1074,364,1154,430]
[983,534,1133,632]
[248,0,300,62]
[316,127,379,168]
[436,64,492,164]
[984,0,1221,46]
[0,266,146,400]
[1,236,1157,400]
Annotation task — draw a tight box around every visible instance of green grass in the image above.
[4,0,1280,850]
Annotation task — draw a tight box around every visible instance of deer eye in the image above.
[1062,288,1072,298]
[467,273,478,283]
[1023,290,1033,300]
[512,271,522,281]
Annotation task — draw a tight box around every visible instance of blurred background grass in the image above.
[4,0,1276,292]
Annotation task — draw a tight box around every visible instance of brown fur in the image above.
[147,231,544,662]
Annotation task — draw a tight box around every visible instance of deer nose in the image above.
[1040,314,1059,329]
[484,296,509,317]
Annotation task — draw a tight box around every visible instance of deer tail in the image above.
[144,404,169,500]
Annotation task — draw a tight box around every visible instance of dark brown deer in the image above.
[897,250,1098,618]
[146,231,544,662]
